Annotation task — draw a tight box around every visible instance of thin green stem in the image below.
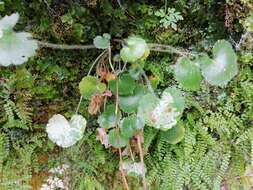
[75,50,107,114]
[138,65,155,96]
[75,96,83,114]
[87,49,108,76]
[108,46,116,73]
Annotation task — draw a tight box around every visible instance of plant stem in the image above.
[138,65,155,96]
[88,50,108,75]
[75,49,108,114]
[115,77,130,190]
[137,132,147,190]
[75,96,83,114]
[128,143,135,162]
[37,41,96,50]
[119,148,130,190]
[108,46,116,73]
[148,43,196,57]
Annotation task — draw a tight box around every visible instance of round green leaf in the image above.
[109,73,136,95]
[120,115,144,139]
[200,40,238,87]
[0,13,38,67]
[119,85,146,113]
[93,33,111,49]
[108,129,128,148]
[160,122,185,144]
[97,104,121,129]
[174,57,202,91]
[79,76,106,99]
[120,36,150,63]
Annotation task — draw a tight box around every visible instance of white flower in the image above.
[46,114,87,148]
[151,92,179,130]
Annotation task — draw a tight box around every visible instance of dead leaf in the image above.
[96,128,110,148]
[88,95,104,115]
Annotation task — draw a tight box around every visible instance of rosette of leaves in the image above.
[46,114,87,148]
[198,40,238,87]
[0,13,38,66]
[174,57,202,91]
[138,87,185,131]
[79,76,106,99]
[120,36,150,63]
[93,33,111,49]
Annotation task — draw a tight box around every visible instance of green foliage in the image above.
[109,73,136,95]
[108,128,128,148]
[0,1,252,189]
[79,76,106,99]
[119,84,146,113]
[245,11,253,32]
[174,57,202,91]
[154,8,183,30]
[160,122,185,144]
[199,40,238,87]
[120,36,150,63]
[97,104,121,129]
[93,33,111,49]
[120,115,144,139]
